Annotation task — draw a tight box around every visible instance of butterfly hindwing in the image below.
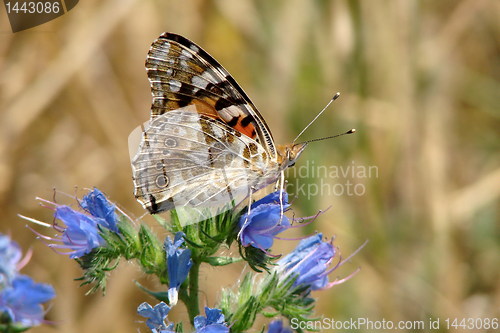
[131,110,276,214]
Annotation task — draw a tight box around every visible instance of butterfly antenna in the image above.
[293,92,341,144]
[298,128,356,145]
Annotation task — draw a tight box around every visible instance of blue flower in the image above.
[0,234,22,284]
[250,191,288,207]
[267,320,293,333]
[0,275,55,327]
[0,234,55,328]
[165,232,193,306]
[53,206,107,259]
[21,188,121,259]
[238,191,291,249]
[277,233,336,291]
[80,188,118,233]
[194,307,229,333]
[137,302,175,333]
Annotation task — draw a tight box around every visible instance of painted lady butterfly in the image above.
[129,33,311,223]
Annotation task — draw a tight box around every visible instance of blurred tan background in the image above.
[1,0,499,332]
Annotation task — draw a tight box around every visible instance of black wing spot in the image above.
[226,117,238,127]
[205,82,225,96]
[148,194,158,213]
[241,115,254,127]
[177,83,195,107]
[214,97,232,111]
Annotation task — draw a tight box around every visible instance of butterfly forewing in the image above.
[130,33,297,224]
[146,33,276,158]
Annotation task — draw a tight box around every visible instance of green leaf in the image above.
[134,281,169,303]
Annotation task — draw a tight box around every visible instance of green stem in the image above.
[184,260,201,323]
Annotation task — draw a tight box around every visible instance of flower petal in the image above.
[80,188,118,232]
[0,275,55,327]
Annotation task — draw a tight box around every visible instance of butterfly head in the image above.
[277,143,308,169]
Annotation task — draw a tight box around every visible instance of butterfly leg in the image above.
[237,186,255,239]
[278,171,285,225]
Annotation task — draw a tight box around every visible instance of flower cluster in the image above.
[22,187,358,332]
[218,218,345,331]
[137,302,229,333]
[0,234,55,330]
[137,302,175,333]
[33,188,120,259]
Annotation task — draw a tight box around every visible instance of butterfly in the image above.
[130,33,309,223]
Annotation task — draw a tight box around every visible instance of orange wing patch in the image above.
[234,116,257,139]
[191,99,219,118]
[192,98,258,140]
